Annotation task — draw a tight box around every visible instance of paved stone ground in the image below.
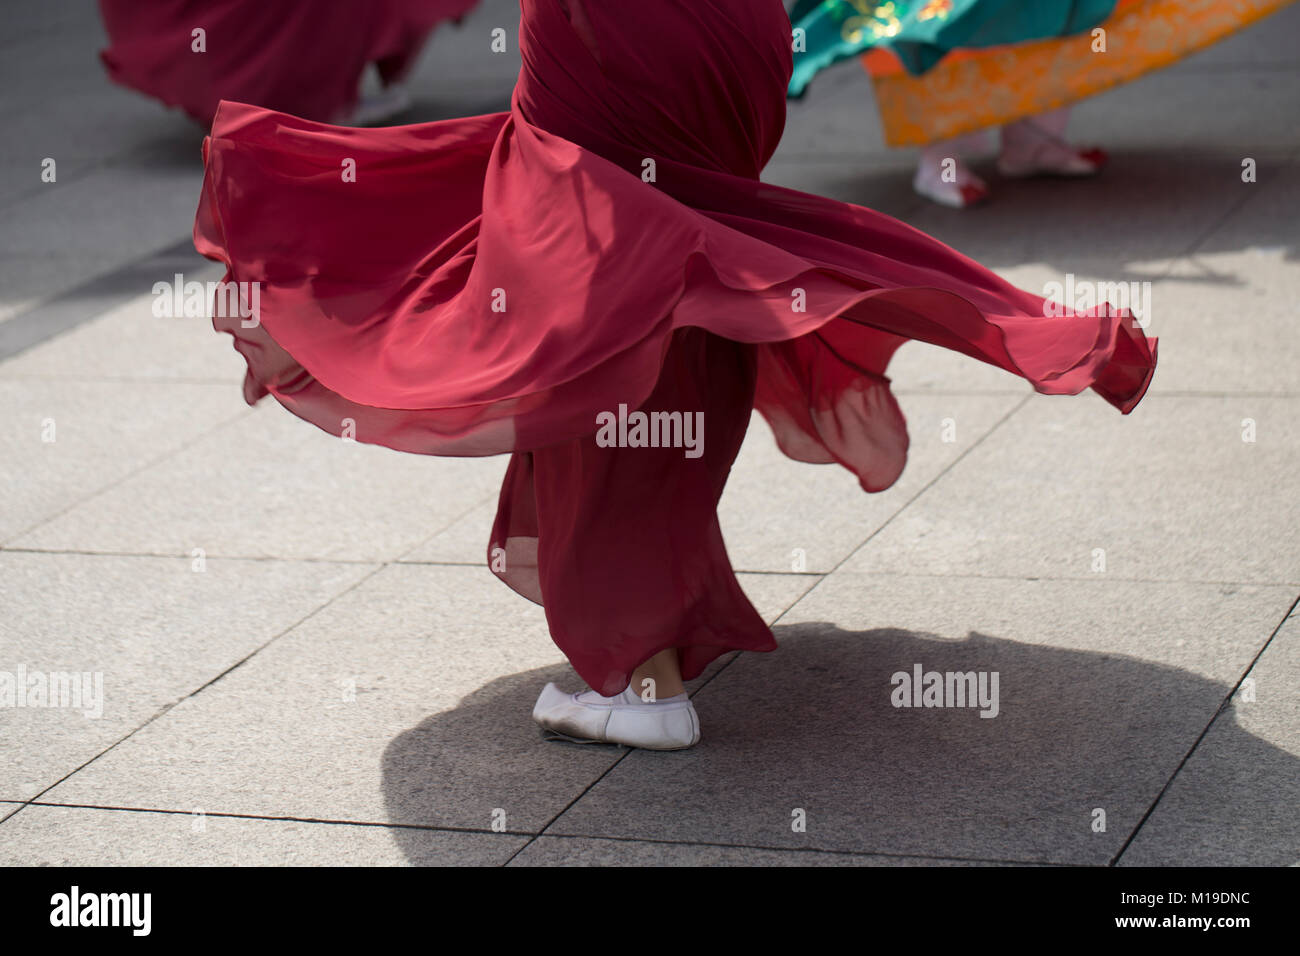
[1,1,1297,866]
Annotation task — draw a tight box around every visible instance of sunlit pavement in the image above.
[1,0,1297,865]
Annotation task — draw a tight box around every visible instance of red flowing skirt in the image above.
[99,0,480,125]
[194,0,1156,694]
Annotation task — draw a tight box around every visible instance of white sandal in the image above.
[912,150,991,208]
[997,117,1107,178]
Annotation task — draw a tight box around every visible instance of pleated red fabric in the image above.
[99,0,479,125]
[194,0,1156,694]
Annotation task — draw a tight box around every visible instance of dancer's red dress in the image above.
[194,0,1156,695]
[99,0,480,125]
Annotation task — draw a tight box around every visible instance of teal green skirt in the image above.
[788,0,1119,97]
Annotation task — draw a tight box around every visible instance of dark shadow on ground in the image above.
[381,622,1299,866]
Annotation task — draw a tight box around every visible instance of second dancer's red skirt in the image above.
[99,0,480,125]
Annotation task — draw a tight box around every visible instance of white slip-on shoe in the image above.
[532,683,701,750]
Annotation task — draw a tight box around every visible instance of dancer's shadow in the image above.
[381,623,1299,865]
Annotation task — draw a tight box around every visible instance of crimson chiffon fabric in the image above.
[99,0,479,125]
[194,0,1156,694]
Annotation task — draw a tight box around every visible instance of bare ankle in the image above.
[629,649,685,700]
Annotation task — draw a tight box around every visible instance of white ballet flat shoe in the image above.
[532,682,701,750]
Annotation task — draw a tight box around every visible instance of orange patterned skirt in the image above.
[861,0,1297,146]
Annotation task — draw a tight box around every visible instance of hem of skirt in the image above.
[1115,336,1158,414]
[194,104,1158,476]
[584,627,779,699]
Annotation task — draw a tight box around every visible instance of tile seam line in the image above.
[1107,145,1300,865]
[735,569,1300,587]
[0,478,510,561]
[508,553,832,863]
[684,394,1032,699]
[501,749,637,865]
[2,800,1079,866]
[0,405,257,548]
[749,393,1035,637]
[0,145,1283,362]
[1177,142,1300,262]
[10,128,1278,360]
[9,802,525,836]
[2,549,1292,590]
[1109,589,1300,866]
[391,489,503,564]
[4,79,1294,857]
[740,146,1299,625]
[681,396,1029,799]
[0,376,237,386]
[0,548,382,564]
[688,573,825,693]
[0,562,387,826]
[511,830,1082,866]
